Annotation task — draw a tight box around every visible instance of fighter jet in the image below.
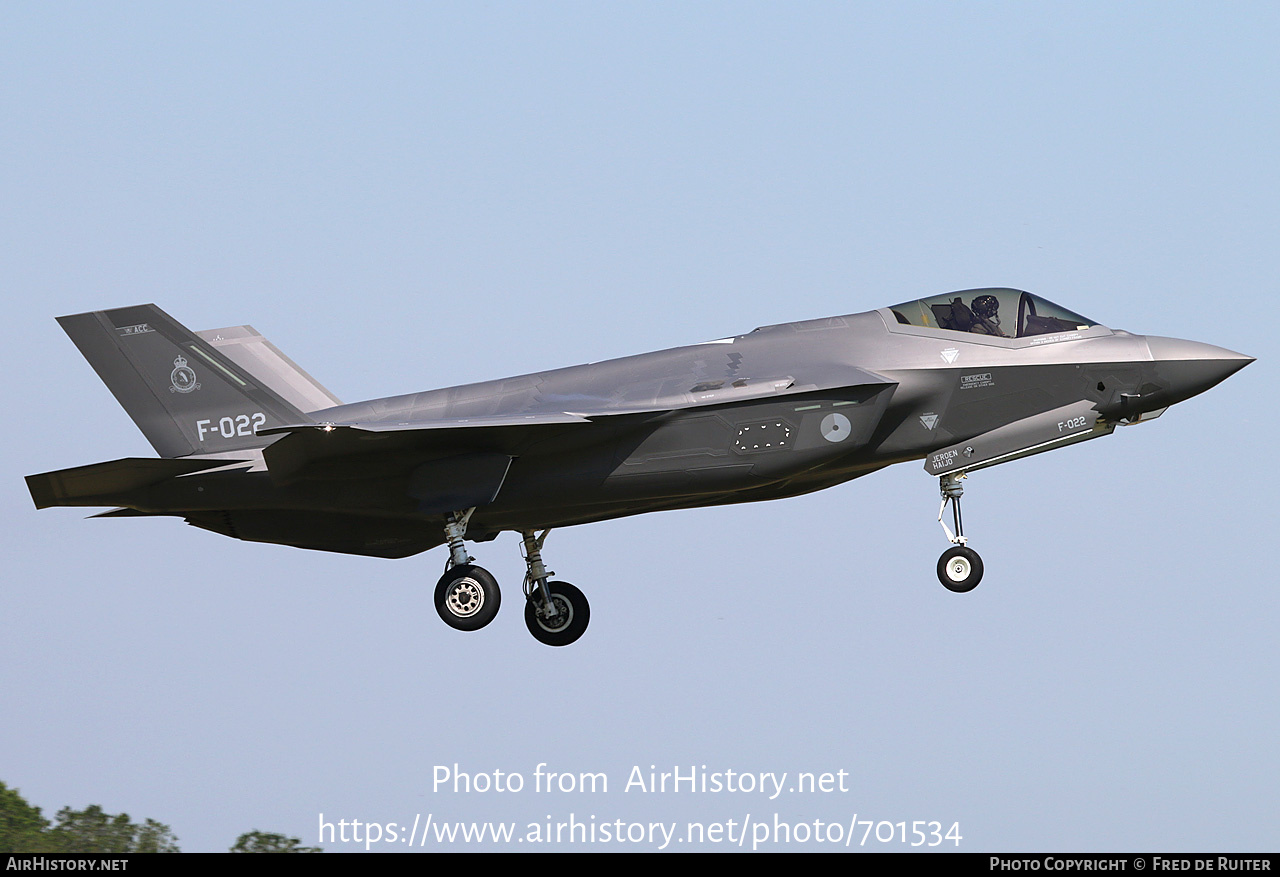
[27,289,1252,646]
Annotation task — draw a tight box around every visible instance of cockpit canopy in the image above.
[889,288,1098,339]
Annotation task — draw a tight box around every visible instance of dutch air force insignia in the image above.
[820,412,852,443]
[169,355,200,393]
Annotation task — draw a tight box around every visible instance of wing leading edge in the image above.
[255,366,897,485]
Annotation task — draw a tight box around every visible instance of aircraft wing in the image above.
[257,412,592,437]
[257,362,894,438]
[544,364,895,417]
[258,413,595,486]
[257,365,897,494]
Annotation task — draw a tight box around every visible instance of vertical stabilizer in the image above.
[58,304,309,458]
[196,325,342,413]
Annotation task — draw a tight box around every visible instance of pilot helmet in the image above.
[972,294,1000,319]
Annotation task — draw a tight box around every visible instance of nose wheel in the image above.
[938,545,983,592]
[935,473,984,592]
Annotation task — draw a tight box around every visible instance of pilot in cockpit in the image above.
[898,288,1093,339]
[967,293,1006,337]
[939,294,1006,337]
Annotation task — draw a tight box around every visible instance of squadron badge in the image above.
[169,355,200,393]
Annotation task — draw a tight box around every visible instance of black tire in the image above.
[937,546,983,593]
[435,564,501,631]
[524,581,590,647]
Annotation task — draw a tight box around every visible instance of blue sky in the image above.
[1,2,1274,851]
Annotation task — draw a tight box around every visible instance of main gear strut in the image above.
[520,529,590,646]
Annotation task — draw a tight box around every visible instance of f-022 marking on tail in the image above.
[196,413,267,442]
[57,304,307,458]
[28,288,1254,647]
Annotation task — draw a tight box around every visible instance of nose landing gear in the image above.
[938,545,983,592]
[936,473,983,592]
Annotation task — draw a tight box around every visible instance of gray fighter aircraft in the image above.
[27,289,1252,646]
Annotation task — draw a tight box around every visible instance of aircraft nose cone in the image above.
[1145,336,1254,405]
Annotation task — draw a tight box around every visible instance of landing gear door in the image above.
[924,400,1114,477]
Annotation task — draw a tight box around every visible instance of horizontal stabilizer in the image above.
[26,457,240,509]
[924,400,1114,477]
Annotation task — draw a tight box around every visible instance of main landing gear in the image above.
[520,530,590,647]
[935,473,983,593]
[431,509,590,646]
[435,510,502,631]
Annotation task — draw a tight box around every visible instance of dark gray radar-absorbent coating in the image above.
[28,289,1253,645]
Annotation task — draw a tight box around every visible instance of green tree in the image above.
[230,831,321,853]
[47,805,179,853]
[0,782,52,852]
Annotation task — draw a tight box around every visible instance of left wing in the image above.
[256,366,897,506]
[257,412,595,486]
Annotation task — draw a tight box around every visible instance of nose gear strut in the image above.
[935,473,983,592]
